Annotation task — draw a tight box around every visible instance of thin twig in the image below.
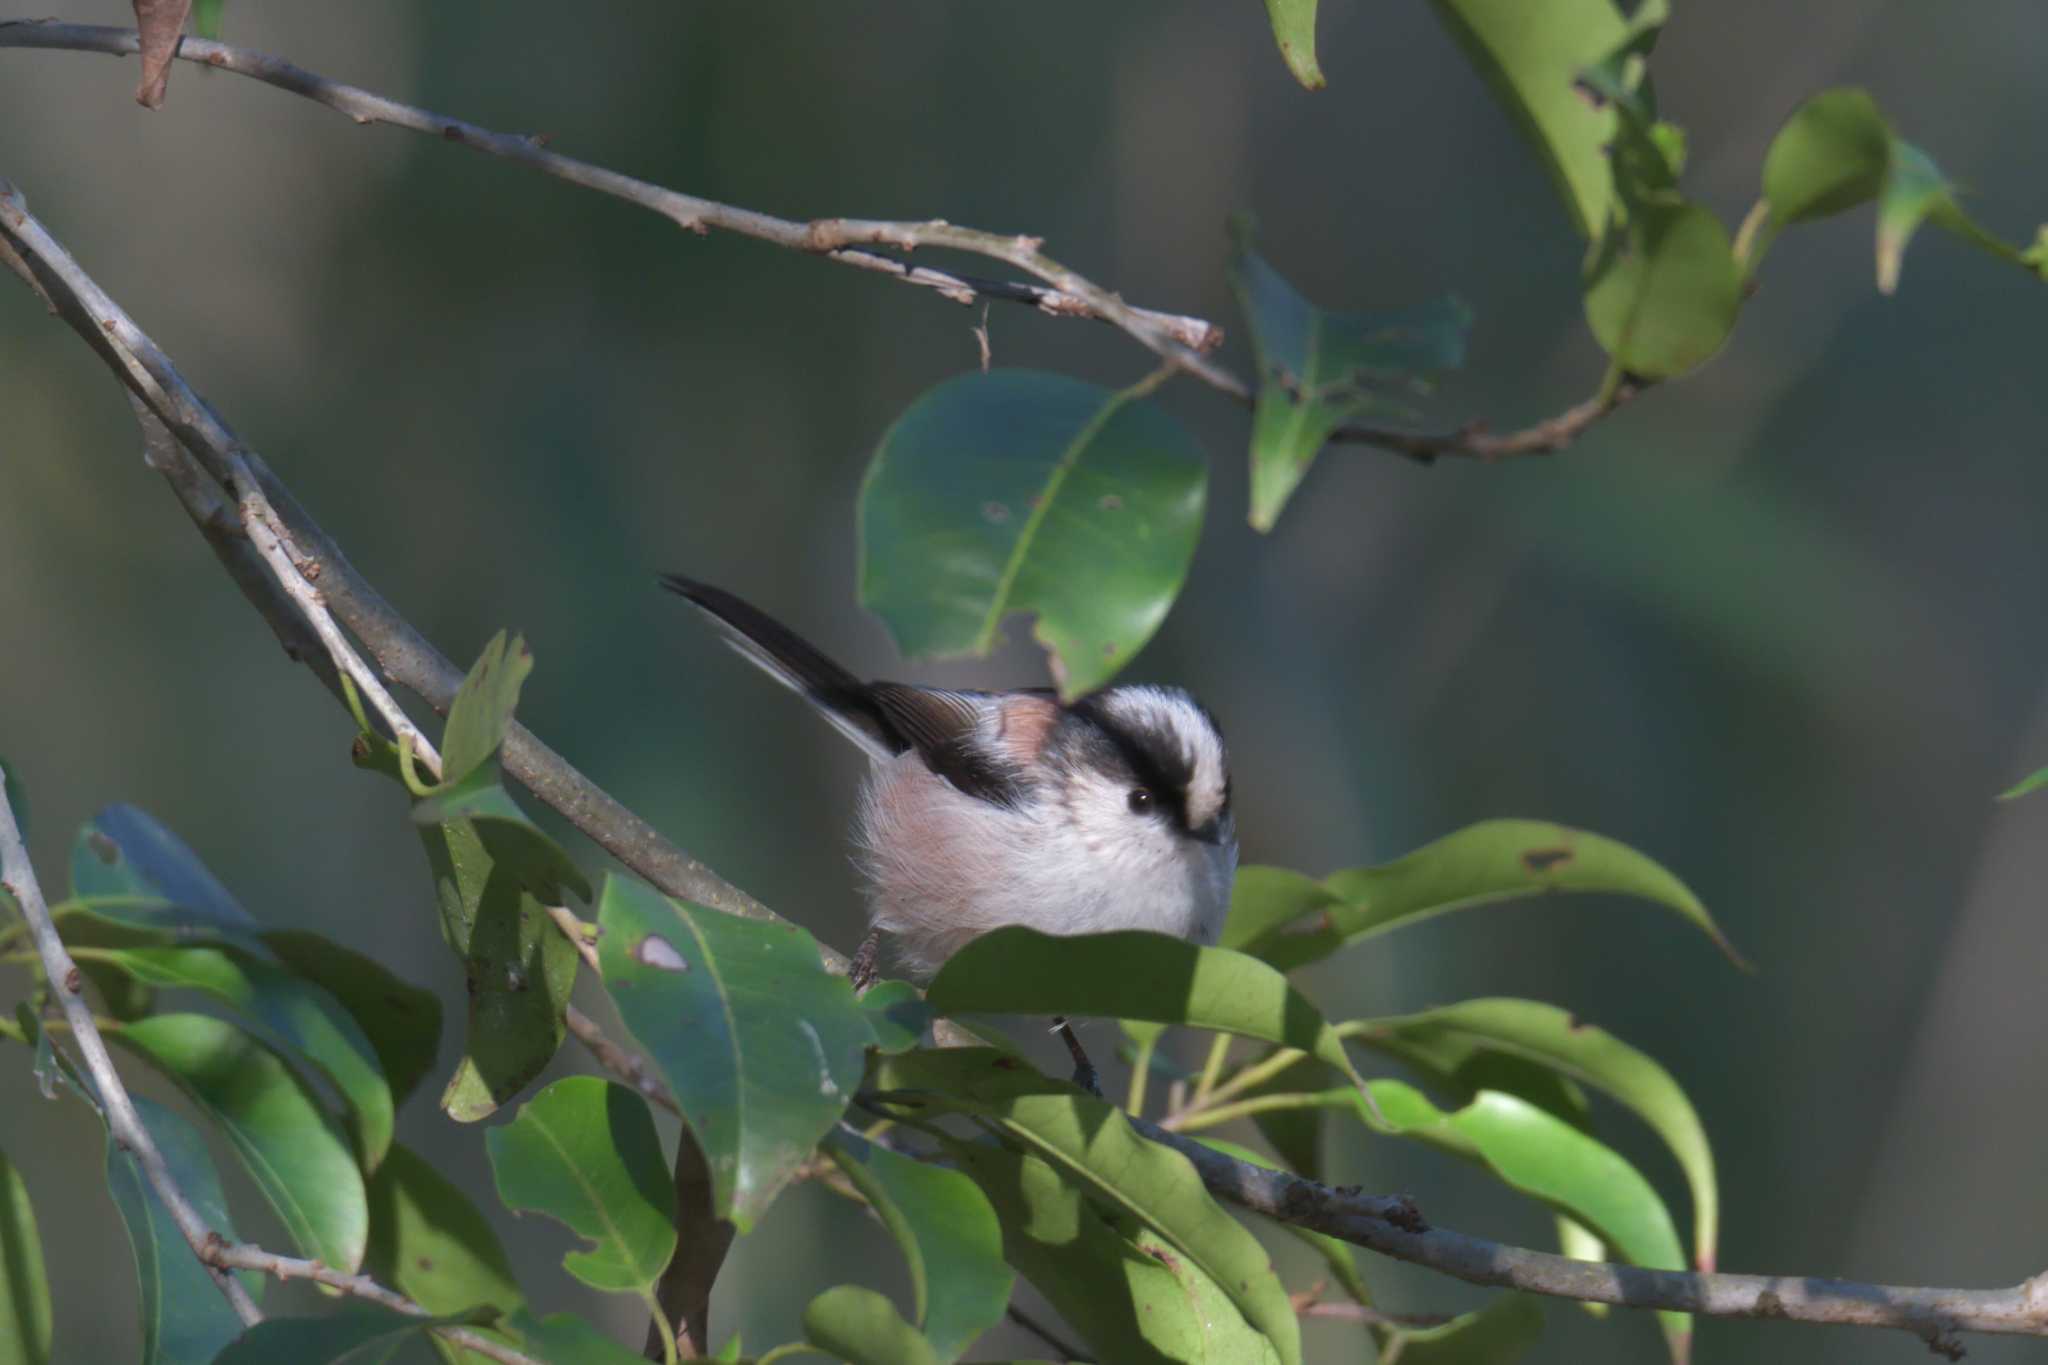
[0,768,262,1324]
[1005,1302,1090,1363]
[564,1002,677,1116]
[0,19,1634,465]
[200,1241,548,1365]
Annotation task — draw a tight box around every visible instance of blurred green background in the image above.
[5,2,2048,1361]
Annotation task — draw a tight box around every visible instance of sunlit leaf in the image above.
[365,1144,523,1364]
[485,1077,674,1295]
[859,368,1207,698]
[595,876,866,1232]
[1218,866,1341,953]
[214,1305,490,1364]
[945,1136,1281,1365]
[803,1286,939,1365]
[1236,820,1743,972]
[875,1047,1301,1365]
[1229,222,1468,530]
[114,1014,368,1273]
[262,929,443,1108]
[1349,997,1719,1269]
[1262,0,1324,89]
[824,1130,1012,1360]
[1425,0,1634,238]
[1389,1293,1545,1362]
[0,1147,52,1365]
[1999,765,2048,801]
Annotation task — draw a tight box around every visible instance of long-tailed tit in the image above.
[660,576,1239,1006]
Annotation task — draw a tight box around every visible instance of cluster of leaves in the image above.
[855,0,2046,699]
[0,634,1743,1363]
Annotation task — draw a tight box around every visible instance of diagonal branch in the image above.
[0,17,1626,464]
[11,170,2041,1359]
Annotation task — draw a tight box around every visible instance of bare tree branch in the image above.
[0,18,1628,465]
[0,751,263,1325]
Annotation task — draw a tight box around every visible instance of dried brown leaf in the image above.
[133,0,194,109]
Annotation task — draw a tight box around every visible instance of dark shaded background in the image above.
[5,3,2047,1361]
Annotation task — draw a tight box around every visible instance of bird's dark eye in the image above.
[1127,788,1155,815]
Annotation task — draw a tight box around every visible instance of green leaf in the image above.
[214,1305,490,1365]
[926,927,1368,1095]
[106,1096,251,1365]
[1218,865,1342,953]
[1425,0,1634,238]
[1759,87,2048,294]
[1583,201,1741,378]
[113,1013,368,1274]
[504,1310,647,1364]
[803,1286,941,1365]
[1228,223,1469,530]
[1191,1137,1372,1310]
[858,369,1208,698]
[823,1130,1012,1360]
[68,938,393,1171]
[1388,1293,1545,1363]
[942,1137,1280,1365]
[1261,0,1324,89]
[418,811,581,1123]
[2000,765,2048,801]
[1238,820,1744,972]
[485,1077,675,1295]
[1366,1080,1688,1359]
[191,0,223,40]
[594,875,867,1232]
[410,766,591,906]
[1349,997,1719,1269]
[857,980,934,1055]
[874,1048,1301,1365]
[261,929,443,1109]
[365,1143,523,1362]
[68,806,255,931]
[438,632,534,787]
[0,1148,52,1365]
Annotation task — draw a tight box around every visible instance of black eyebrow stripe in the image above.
[1068,696,1197,830]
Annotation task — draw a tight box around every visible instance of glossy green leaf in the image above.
[926,927,1367,1093]
[1425,0,1633,238]
[106,1096,251,1365]
[824,1130,1012,1360]
[858,980,934,1054]
[485,1077,674,1295]
[1366,1080,1688,1359]
[1262,0,1324,89]
[858,369,1207,698]
[419,813,580,1123]
[68,806,254,932]
[874,1048,1301,1365]
[365,1143,523,1363]
[214,1305,489,1365]
[262,929,443,1108]
[1759,87,2048,295]
[0,1148,52,1365]
[438,632,534,786]
[803,1286,940,1365]
[410,766,591,907]
[595,875,866,1231]
[1228,223,1469,530]
[944,1136,1280,1365]
[1583,201,1741,378]
[1389,1293,1545,1363]
[1348,997,1718,1269]
[1239,820,1744,972]
[503,1310,647,1365]
[69,939,393,1171]
[113,1014,368,1273]
[1218,866,1341,953]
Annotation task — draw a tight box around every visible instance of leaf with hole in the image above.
[1229,222,1468,530]
[1233,820,1743,973]
[114,1013,368,1274]
[485,1077,674,1296]
[875,1047,1301,1365]
[0,1147,52,1365]
[859,369,1207,698]
[823,1130,1012,1360]
[595,875,867,1232]
[1348,996,1718,1269]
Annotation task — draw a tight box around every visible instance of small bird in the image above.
[661,575,1238,1088]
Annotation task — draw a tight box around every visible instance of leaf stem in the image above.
[1125,1030,1159,1116]
[1192,1032,1233,1106]
[1165,1091,1342,1135]
[641,1288,680,1365]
